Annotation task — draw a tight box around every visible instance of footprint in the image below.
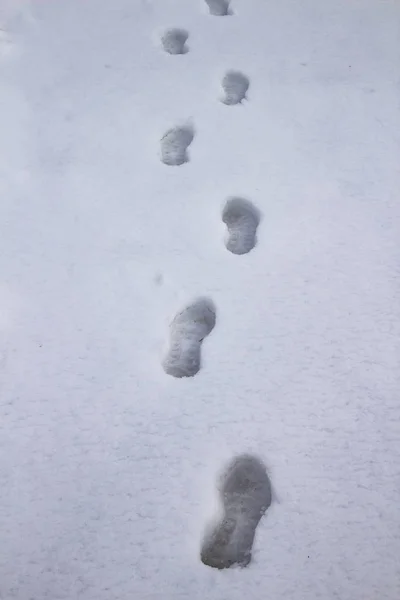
[160,125,194,166]
[201,454,271,569]
[205,0,232,16]
[221,71,249,105]
[162,298,216,378]
[0,28,14,59]
[161,28,188,55]
[222,197,260,255]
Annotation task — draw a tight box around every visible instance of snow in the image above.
[1,0,399,598]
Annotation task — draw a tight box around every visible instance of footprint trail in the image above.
[160,125,194,166]
[205,0,232,16]
[162,298,216,378]
[221,71,249,105]
[222,197,260,255]
[201,454,271,569]
[161,28,188,55]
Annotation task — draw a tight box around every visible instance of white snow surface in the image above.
[1,0,400,598]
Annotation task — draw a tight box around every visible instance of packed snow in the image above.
[1,0,399,598]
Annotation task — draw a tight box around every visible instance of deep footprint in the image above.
[162,298,216,378]
[205,0,232,16]
[201,454,271,569]
[161,28,188,55]
[221,71,249,105]
[160,125,194,166]
[222,197,260,255]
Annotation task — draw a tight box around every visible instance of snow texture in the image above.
[201,454,271,569]
[222,197,260,255]
[221,70,250,105]
[1,0,400,599]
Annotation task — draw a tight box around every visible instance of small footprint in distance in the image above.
[201,454,272,569]
[0,28,14,59]
[160,124,194,166]
[222,197,260,255]
[221,71,249,105]
[162,298,216,378]
[205,0,232,16]
[161,28,188,55]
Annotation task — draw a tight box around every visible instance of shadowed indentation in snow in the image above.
[161,28,188,55]
[222,197,260,255]
[160,125,194,166]
[162,298,216,378]
[205,0,232,16]
[201,454,271,569]
[221,71,249,105]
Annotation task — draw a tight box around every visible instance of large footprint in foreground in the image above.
[162,298,216,378]
[222,197,260,255]
[201,454,271,569]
